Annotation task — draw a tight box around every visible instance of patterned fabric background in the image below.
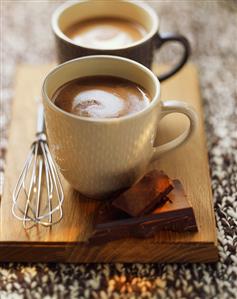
[1,1,237,298]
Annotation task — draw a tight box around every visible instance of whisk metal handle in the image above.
[36,104,45,136]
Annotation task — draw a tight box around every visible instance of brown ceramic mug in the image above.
[52,0,191,81]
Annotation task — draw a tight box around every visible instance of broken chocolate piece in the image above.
[89,203,142,244]
[89,179,197,244]
[112,170,173,217]
[137,180,197,237]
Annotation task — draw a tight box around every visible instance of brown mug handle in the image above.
[155,32,191,81]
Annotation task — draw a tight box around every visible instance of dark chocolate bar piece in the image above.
[137,180,197,237]
[112,170,173,217]
[89,180,197,244]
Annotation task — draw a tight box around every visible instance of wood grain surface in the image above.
[0,64,218,263]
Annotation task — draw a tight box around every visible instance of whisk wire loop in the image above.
[12,105,64,229]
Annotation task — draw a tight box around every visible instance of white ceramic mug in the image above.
[42,56,197,199]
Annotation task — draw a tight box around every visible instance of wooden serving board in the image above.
[0,64,218,263]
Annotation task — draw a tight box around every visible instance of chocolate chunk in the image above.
[112,170,174,217]
[89,204,141,244]
[137,180,197,237]
[89,179,197,244]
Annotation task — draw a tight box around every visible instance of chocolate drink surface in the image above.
[64,17,147,49]
[53,76,151,119]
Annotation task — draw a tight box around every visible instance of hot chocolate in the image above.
[53,76,151,119]
[64,17,146,49]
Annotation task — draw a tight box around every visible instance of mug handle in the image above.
[155,32,191,82]
[151,100,198,161]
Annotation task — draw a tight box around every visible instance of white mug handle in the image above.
[151,100,198,161]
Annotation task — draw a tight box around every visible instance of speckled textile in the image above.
[1,1,237,298]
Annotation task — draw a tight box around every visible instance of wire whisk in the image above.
[12,105,64,229]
